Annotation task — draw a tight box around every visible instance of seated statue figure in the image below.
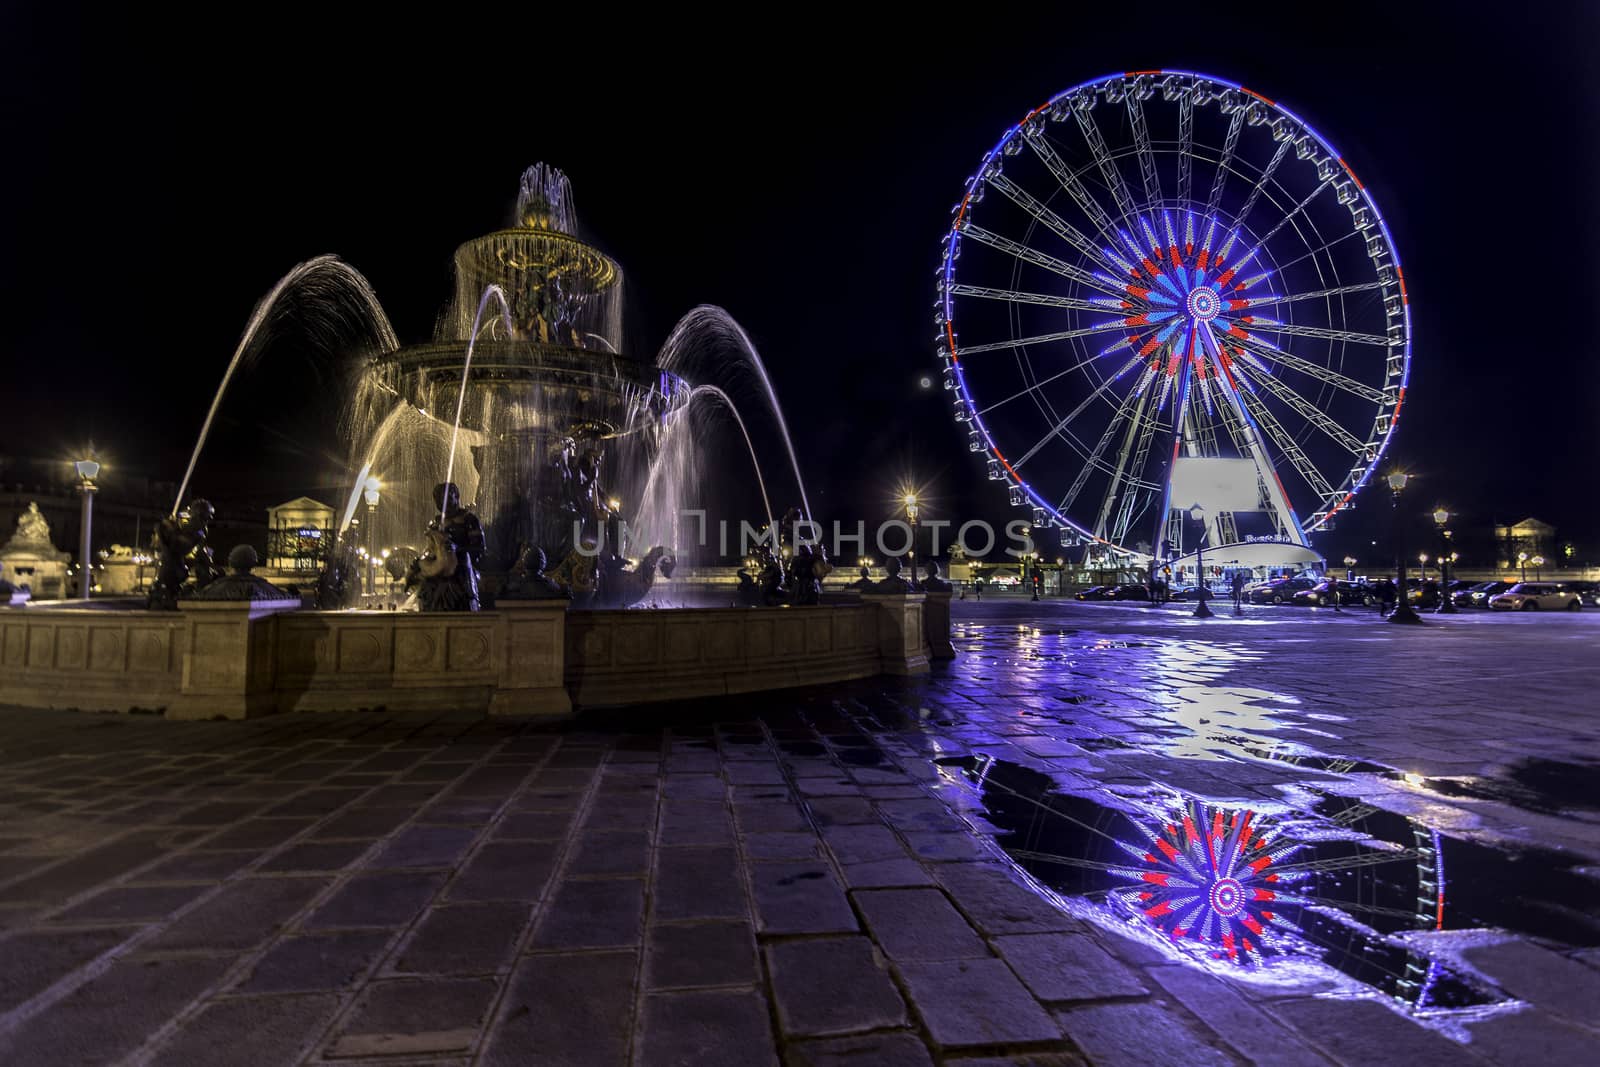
[500,545,570,600]
[872,556,916,594]
[921,559,951,592]
[417,483,485,612]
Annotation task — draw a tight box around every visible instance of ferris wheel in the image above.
[937,71,1410,563]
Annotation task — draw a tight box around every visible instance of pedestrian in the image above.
[1231,570,1246,613]
[1330,578,1342,612]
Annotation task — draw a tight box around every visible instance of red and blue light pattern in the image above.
[1090,211,1277,421]
[1111,799,1308,966]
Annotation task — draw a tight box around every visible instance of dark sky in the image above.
[4,6,1598,559]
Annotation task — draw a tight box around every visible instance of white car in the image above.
[1488,583,1582,611]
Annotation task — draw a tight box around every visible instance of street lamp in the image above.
[904,493,919,588]
[1189,503,1213,619]
[1343,555,1357,581]
[74,459,100,601]
[1432,508,1457,614]
[1418,553,1429,582]
[1386,472,1422,624]
[363,475,381,606]
[1517,550,1528,583]
[1532,554,1544,581]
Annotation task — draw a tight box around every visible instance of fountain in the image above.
[0,165,942,720]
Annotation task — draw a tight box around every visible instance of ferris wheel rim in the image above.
[938,70,1412,558]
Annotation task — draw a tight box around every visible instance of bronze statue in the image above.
[500,545,570,600]
[146,500,217,610]
[196,545,296,601]
[415,482,485,612]
[873,556,916,593]
[787,542,832,606]
[316,525,362,609]
[847,565,874,590]
[921,559,951,592]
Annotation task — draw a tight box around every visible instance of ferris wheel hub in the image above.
[1208,876,1246,917]
[1185,285,1222,323]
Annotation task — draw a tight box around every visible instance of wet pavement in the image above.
[1,598,1597,1064]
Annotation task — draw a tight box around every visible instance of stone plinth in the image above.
[923,590,955,660]
[859,593,931,676]
[171,599,302,720]
[489,600,571,718]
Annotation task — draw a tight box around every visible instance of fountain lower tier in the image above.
[0,593,948,719]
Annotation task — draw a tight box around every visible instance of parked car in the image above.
[1107,584,1151,601]
[1075,585,1113,601]
[1565,580,1600,607]
[1454,580,1510,608]
[1488,582,1582,611]
[1248,577,1317,604]
[1290,580,1373,607]
[1404,580,1442,609]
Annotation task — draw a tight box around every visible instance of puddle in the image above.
[936,754,1600,1012]
[1402,759,1600,817]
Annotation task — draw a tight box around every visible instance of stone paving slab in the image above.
[0,602,1596,1064]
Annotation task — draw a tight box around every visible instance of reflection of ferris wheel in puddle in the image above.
[950,757,1459,1002]
[936,71,1411,561]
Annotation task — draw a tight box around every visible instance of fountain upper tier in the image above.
[429,163,625,351]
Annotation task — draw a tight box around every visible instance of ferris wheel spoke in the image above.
[1249,281,1382,307]
[1233,385,1339,501]
[948,284,1106,314]
[1256,180,1332,245]
[1242,320,1392,347]
[1074,108,1140,223]
[1092,389,1153,538]
[1234,362,1367,455]
[958,222,1130,299]
[975,346,1132,416]
[1236,138,1292,227]
[1269,229,1362,276]
[986,174,1131,275]
[1175,95,1194,204]
[1014,355,1143,470]
[1022,126,1125,251]
[1126,93,1163,206]
[1230,336,1388,404]
[1272,849,1421,875]
[1205,108,1245,217]
[958,326,1116,359]
[1109,395,1163,545]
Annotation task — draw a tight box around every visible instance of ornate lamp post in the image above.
[1432,508,1457,614]
[1387,472,1422,624]
[1418,553,1429,582]
[1532,554,1544,581]
[904,493,919,587]
[74,459,100,601]
[363,476,381,605]
[1189,503,1213,619]
[1343,555,1357,581]
[1517,551,1528,583]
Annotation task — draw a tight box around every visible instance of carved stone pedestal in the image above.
[170,599,301,720]
[859,592,931,676]
[490,599,572,718]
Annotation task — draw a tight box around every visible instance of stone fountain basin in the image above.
[0,595,940,720]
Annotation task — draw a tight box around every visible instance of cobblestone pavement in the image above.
[1,600,1597,1065]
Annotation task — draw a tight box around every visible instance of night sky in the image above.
[4,7,1598,561]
